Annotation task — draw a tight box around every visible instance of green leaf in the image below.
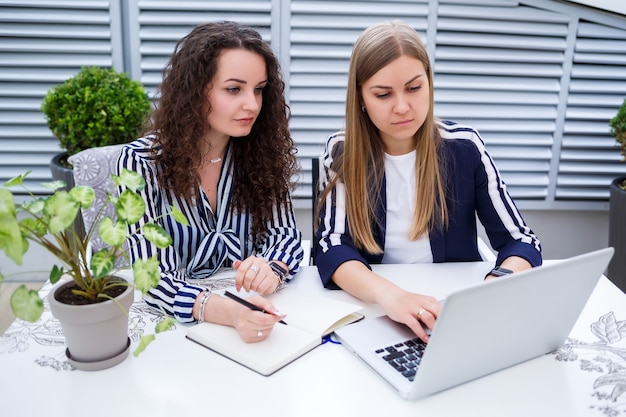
[44,191,80,234]
[69,185,95,209]
[133,256,160,295]
[0,189,16,218]
[4,171,30,188]
[41,180,67,192]
[170,205,190,226]
[133,334,156,357]
[49,265,64,284]
[114,169,146,193]
[90,249,116,279]
[10,285,44,322]
[99,217,128,247]
[19,217,47,237]
[0,189,26,265]
[143,223,172,249]
[116,189,144,224]
[155,316,176,333]
[23,198,44,214]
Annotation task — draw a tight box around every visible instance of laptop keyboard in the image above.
[375,338,427,381]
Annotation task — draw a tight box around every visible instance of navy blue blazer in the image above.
[315,121,542,289]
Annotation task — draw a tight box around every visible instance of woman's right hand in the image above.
[377,287,441,343]
[332,261,441,343]
[229,295,285,343]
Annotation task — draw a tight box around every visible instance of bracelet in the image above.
[197,290,214,324]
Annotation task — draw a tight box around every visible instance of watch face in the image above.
[269,261,288,280]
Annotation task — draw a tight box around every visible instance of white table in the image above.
[2,262,626,416]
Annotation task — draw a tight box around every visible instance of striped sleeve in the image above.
[256,198,304,280]
[117,139,204,323]
[439,121,542,267]
[315,132,371,287]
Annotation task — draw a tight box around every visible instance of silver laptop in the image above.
[334,247,614,400]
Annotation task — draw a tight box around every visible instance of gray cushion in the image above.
[68,144,128,267]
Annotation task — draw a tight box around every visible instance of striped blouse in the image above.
[118,137,304,322]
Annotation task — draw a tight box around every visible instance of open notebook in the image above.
[187,287,363,376]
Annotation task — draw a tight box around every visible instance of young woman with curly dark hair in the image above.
[118,21,303,343]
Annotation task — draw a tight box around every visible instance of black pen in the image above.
[224,291,287,325]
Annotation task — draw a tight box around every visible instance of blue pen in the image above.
[224,291,288,325]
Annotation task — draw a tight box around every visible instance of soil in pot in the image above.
[54,283,126,305]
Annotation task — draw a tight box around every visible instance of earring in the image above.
[361,106,366,112]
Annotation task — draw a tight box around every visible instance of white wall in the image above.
[566,0,626,16]
[516,210,609,259]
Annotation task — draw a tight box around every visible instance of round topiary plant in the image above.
[609,98,626,190]
[610,99,626,161]
[41,66,152,158]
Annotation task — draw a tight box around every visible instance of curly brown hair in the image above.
[144,21,298,241]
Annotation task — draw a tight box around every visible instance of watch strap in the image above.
[486,266,514,279]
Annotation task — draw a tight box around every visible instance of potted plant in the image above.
[0,168,185,370]
[608,98,626,291]
[42,66,151,187]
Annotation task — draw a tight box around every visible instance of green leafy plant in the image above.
[41,66,151,157]
[0,169,188,355]
[609,98,626,190]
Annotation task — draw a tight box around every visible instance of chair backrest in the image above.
[311,156,323,265]
[68,144,128,266]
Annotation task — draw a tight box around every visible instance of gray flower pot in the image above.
[48,278,134,371]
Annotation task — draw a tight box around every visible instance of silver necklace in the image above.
[209,157,222,164]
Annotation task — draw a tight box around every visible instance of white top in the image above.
[382,151,433,264]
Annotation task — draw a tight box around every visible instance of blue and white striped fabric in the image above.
[118,137,303,322]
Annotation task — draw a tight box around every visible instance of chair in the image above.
[477,235,496,262]
[68,144,128,266]
[310,156,323,265]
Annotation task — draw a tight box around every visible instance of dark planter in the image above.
[608,176,626,293]
[50,152,75,190]
[50,152,85,236]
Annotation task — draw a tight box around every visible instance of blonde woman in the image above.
[315,21,541,342]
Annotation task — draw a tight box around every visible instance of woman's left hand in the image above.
[233,258,281,294]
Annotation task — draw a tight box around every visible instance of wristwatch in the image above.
[486,266,514,278]
[269,261,288,293]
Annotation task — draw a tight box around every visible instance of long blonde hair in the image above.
[320,21,448,254]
